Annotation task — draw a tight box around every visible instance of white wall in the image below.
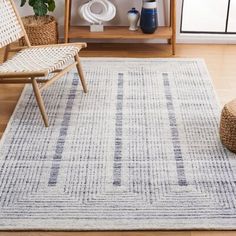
[15,0,169,38]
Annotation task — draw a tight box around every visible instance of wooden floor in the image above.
[0,43,236,236]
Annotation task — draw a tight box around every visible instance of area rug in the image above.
[0,58,236,230]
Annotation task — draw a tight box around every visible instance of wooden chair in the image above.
[0,0,88,127]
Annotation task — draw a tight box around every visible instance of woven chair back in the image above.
[0,0,25,48]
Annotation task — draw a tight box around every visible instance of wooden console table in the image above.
[64,0,176,55]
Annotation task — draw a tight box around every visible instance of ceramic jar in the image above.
[140,0,158,34]
[127,8,140,31]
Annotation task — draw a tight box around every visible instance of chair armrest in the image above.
[8,46,29,52]
[31,43,87,49]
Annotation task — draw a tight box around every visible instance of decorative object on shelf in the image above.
[220,99,236,153]
[20,0,58,45]
[127,8,140,31]
[140,0,158,34]
[78,0,116,32]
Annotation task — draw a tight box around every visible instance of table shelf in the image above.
[68,26,173,40]
[64,0,176,55]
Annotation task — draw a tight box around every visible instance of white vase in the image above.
[127,8,140,31]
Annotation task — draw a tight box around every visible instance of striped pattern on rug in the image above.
[0,58,236,230]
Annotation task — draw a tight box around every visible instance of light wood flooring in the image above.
[0,43,236,236]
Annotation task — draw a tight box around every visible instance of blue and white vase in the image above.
[140,0,158,34]
[127,8,140,31]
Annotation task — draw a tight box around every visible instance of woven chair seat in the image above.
[0,45,80,76]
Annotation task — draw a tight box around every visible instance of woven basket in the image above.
[220,99,236,153]
[21,15,58,46]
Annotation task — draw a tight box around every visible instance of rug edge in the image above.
[0,85,28,152]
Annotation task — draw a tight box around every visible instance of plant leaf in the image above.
[33,0,48,16]
[20,0,27,7]
[20,0,56,16]
[47,0,55,12]
[29,0,36,7]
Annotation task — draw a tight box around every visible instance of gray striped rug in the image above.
[0,58,236,230]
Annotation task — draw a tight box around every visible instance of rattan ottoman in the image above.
[220,99,236,153]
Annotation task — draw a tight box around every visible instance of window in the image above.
[228,0,236,32]
[181,0,236,34]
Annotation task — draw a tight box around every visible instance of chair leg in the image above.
[3,45,9,62]
[31,78,49,127]
[74,54,88,93]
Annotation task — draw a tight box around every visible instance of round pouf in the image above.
[220,99,236,153]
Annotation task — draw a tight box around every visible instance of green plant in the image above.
[20,0,56,16]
